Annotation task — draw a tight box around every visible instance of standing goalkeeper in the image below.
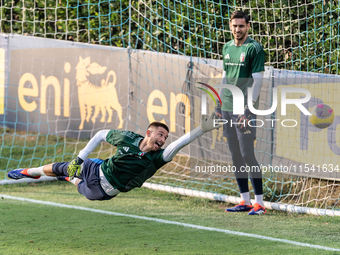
[216,10,266,215]
[8,113,219,201]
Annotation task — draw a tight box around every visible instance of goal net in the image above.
[1,0,340,215]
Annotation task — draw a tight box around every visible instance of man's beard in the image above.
[235,32,245,40]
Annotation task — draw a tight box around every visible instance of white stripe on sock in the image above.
[240,192,251,205]
[27,166,46,176]
[70,177,79,185]
[255,195,264,206]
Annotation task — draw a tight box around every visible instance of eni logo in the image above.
[76,56,123,129]
[17,55,123,130]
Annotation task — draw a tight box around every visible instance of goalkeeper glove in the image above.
[215,101,222,118]
[67,156,84,180]
[201,111,222,133]
[236,105,255,133]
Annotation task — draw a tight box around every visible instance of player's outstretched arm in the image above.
[67,129,110,179]
[162,112,221,162]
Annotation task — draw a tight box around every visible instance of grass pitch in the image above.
[1,181,340,254]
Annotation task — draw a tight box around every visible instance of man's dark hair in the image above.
[148,122,169,133]
[230,10,250,24]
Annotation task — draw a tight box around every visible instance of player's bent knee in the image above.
[77,180,115,201]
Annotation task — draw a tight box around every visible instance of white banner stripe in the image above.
[1,194,339,252]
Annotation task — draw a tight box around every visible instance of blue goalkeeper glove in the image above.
[67,156,84,180]
[236,105,255,133]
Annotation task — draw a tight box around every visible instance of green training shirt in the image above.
[221,36,265,112]
[101,130,167,192]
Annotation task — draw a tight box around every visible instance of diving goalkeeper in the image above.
[7,113,220,201]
